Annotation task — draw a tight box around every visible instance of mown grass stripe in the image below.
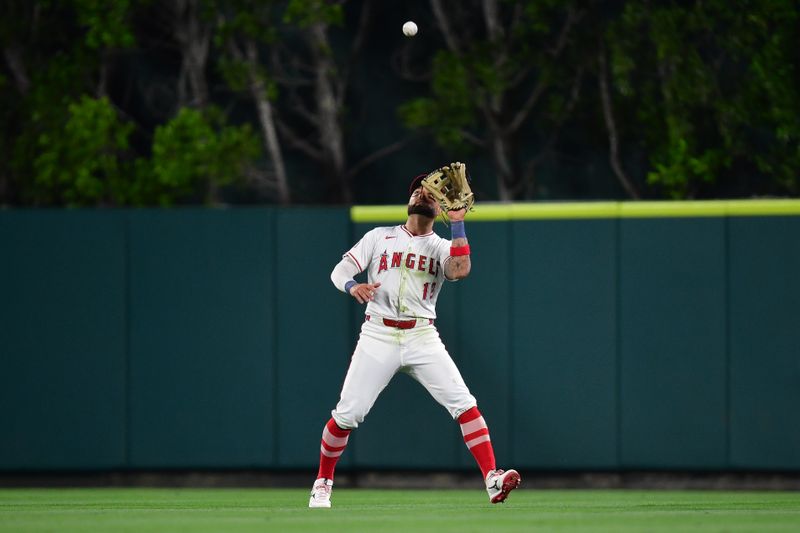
[1,488,798,533]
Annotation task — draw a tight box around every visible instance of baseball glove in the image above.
[421,161,475,212]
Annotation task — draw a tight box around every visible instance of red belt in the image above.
[366,315,433,329]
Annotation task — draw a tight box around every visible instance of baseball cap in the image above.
[409,173,427,196]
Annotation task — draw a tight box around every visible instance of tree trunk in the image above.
[598,44,640,199]
[308,22,349,203]
[246,41,290,205]
[172,0,215,202]
[174,0,210,109]
[492,134,514,201]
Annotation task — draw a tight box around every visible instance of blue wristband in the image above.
[451,220,466,240]
[344,280,357,294]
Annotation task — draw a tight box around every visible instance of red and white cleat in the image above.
[485,469,521,504]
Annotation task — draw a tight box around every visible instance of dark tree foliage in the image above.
[0,0,797,206]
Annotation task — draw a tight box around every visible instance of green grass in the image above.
[1,488,799,532]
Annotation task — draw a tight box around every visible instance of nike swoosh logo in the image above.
[385,236,396,239]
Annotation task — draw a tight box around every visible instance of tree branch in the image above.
[598,43,640,199]
[506,8,581,134]
[507,2,524,45]
[460,129,486,147]
[286,86,321,128]
[482,0,505,42]
[268,46,314,88]
[506,78,548,134]
[339,0,372,106]
[518,67,585,197]
[346,137,411,179]
[431,0,461,54]
[508,63,534,88]
[276,118,323,160]
[483,0,508,116]
[549,7,581,57]
[244,166,277,189]
[3,46,30,94]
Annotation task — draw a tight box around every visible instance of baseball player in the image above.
[308,172,520,508]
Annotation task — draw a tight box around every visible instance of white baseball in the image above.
[402,21,418,37]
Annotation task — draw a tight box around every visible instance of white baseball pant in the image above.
[331,318,477,429]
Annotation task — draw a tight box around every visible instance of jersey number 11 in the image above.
[422,282,437,300]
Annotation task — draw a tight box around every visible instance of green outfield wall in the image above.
[1,202,799,472]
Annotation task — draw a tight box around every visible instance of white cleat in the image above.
[308,478,333,508]
[485,469,521,504]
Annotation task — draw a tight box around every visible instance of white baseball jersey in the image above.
[344,225,454,319]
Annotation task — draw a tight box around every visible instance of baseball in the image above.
[402,21,418,37]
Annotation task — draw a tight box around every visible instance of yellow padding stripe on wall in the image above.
[351,200,800,222]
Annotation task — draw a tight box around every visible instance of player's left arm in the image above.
[444,208,471,280]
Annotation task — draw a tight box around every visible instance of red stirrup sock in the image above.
[317,418,351,480]
[458,406,496,479]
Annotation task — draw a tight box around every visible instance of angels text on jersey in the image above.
[344,225,453,320]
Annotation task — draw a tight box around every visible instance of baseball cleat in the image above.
[485,469,521,504]
[308,478,333,508]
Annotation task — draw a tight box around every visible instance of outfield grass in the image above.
[1,488,799,532]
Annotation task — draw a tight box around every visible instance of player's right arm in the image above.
[330,228,382,304]
[330,257,381,304]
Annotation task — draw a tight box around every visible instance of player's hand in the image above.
[447,208,467,222]
[349,282,381,304]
